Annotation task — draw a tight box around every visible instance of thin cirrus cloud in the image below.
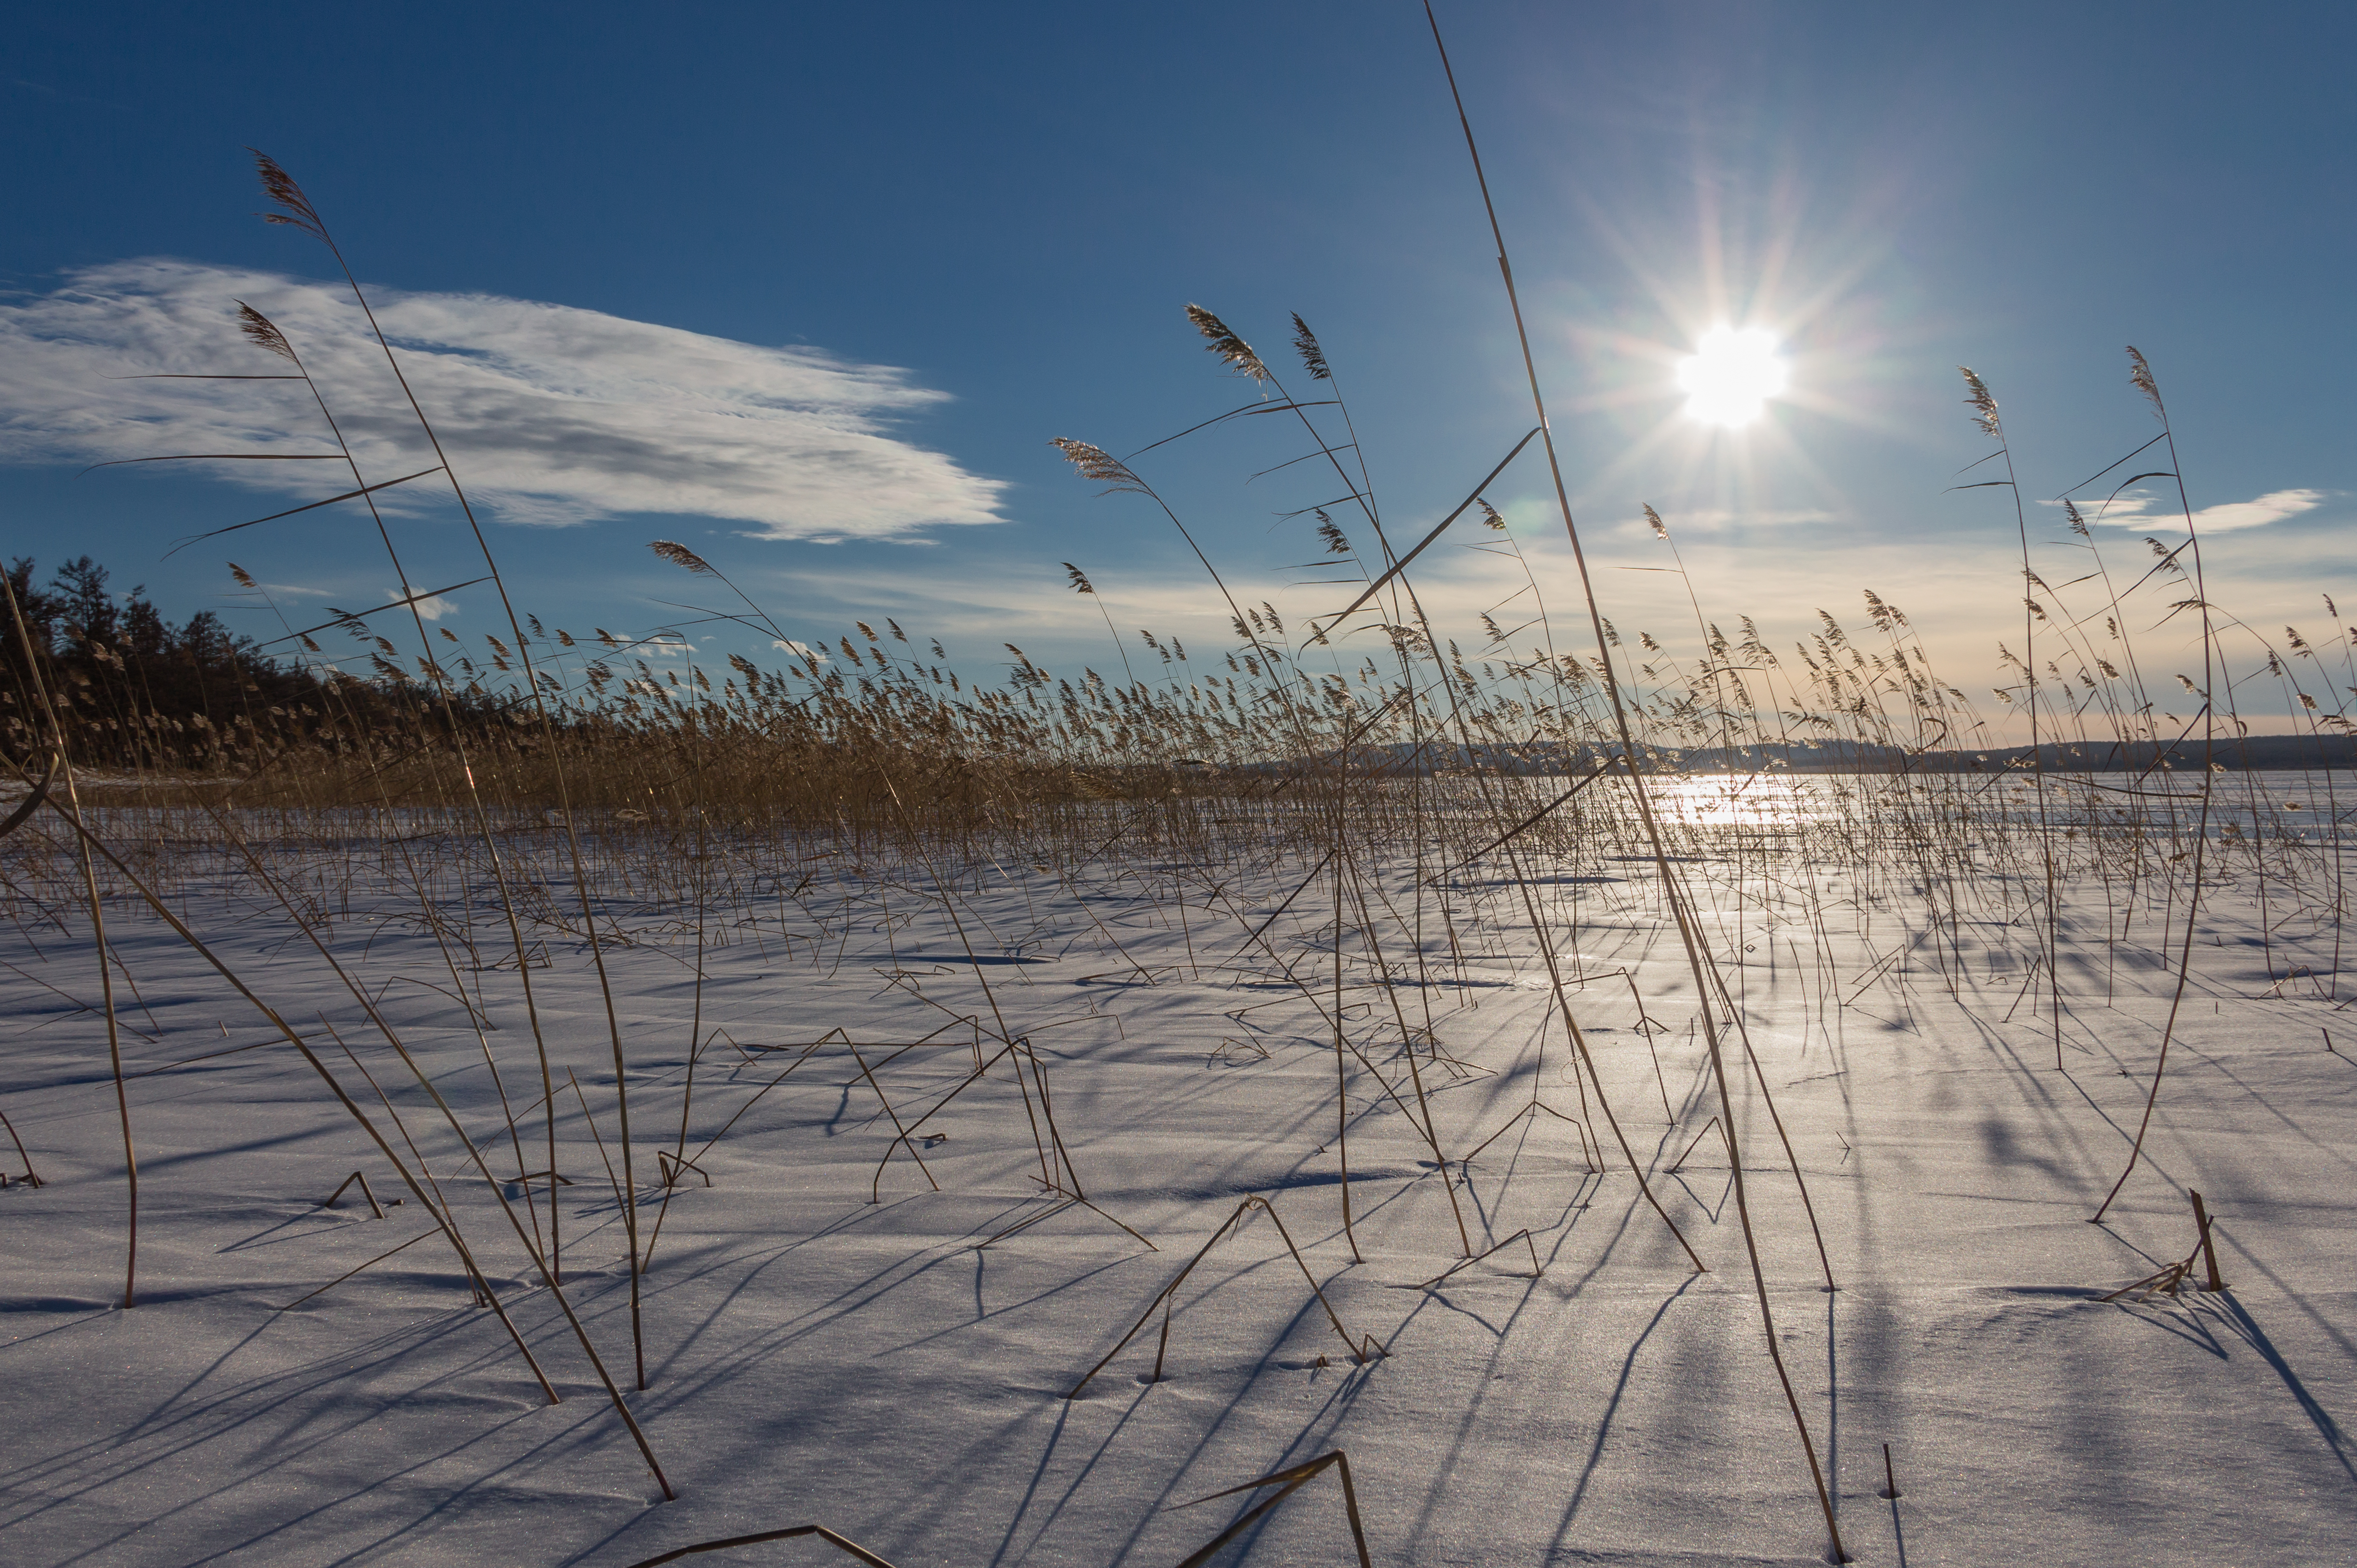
[0,259,1006,540]
[2069,487,2327,533]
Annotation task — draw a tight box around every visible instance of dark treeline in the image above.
[0,554,488,776]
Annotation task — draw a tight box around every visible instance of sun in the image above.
[1675,325,1789,427]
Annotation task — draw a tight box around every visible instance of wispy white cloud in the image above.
[1629,505,1841,531]
[2062,487,2328,533]
[0,259,1006,540]
[392,589,457,621]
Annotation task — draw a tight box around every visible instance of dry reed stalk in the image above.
[191,804,675,1489]
[2094,352,2217,1226]
[253,148,654,1389]
[1423,10,1847,1557]
[671,802,712,1206]
[1268,328,1709,1283]
[1343,853,1473,1255]
[1692,933,1838,1289]
[212,296,574,1290]
[1960,366,2065,1065]
[1330,757,1363,1264]
[1,575,135,1307]
[379,822,553,1263]
[876,773,1114,1215]
[1311,488,1700,1276]
[568,1068,632,1217]
[1605,965,1678,1123]
[317,1017,480,1300]
[18,787,561,1398]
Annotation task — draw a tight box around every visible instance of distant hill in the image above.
[1344,732,2357,776]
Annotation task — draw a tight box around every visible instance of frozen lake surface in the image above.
[1,793,2352,1566]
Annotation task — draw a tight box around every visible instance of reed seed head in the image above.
[248,149,327,242]
[650,540,715,574]
[1185,305,1270,383]
[1289,313,1330,381]
[233,304,297,362]
[1050,439,1148,496]
[2127,346,2165,420]
[1958,367,2002,439]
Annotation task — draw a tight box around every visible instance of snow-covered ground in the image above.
[2,800,2353,1566]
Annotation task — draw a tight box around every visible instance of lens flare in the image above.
[1676,326,1789,427]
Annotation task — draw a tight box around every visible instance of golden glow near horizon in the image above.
[1675,325,1789,427]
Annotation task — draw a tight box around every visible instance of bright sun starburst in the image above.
[1675,326,1789,427]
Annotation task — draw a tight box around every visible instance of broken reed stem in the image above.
[0,1103,41,1185]
[1722,1000,1839,1291]
[1167,1450,1374,1568]
[1616,968,1676,1123]
[1666,1114,1723,1173]
[274,1227,435,1312]
[1020,1039,1088,1200]
[850,1040,940,1200]
[1417,1226,1544,1289]
[2189,1188,2225,1291]
[1461,1101,1594,1171]
[617,1524,900,1568]
[322,1169,385,1218]
[1066,1194,1373,1399]
[316,1018,479,1302]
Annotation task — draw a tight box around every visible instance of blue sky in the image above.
[6,1,2354,713]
